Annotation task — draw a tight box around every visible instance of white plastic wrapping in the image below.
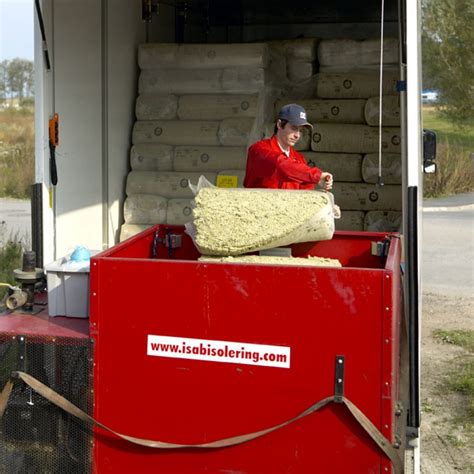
[315,72,399,99]
[364,95,401,126]
[311,124,401,153]
[318,38,399,66]
[177,94,258,120]
[189,183,335,256]
[276,98,366,124]
[174,146,247,172]
[364,211,402,232]
[138,43,269,70]
[332,183,402,211]
[362,153,402,184]
[135,94,178,120]
[130,144,174,171]
[124,194,168,224]
[132,120,220,146]
[302,152,363,182]
[126,171,217,199]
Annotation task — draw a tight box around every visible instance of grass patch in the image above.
[0,107,35,199]
[423,107,474,198]
[0,239,23,302]
[423,107,474,149]
[433,329,474,353]
[433,329,474,431]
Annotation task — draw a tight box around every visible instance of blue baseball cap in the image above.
[278,103,313,128]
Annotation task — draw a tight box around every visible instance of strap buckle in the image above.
[334,355,345,403]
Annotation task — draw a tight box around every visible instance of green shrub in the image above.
[0,239,23,301]
[0,108,35,199]
[423,142,474,198]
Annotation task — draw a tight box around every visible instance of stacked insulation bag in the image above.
[187,177,341,267]
[269,37,402,232]
[121,43,276,241]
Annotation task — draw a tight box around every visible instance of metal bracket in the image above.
[371,240,390,257]
[334,355,345,403]
[17,335,27,373]
[164,233,182,249]
[151,230,182,259]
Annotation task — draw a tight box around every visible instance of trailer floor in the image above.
[420,292,474,473]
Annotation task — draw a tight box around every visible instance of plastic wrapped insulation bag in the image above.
[186,176,336,256]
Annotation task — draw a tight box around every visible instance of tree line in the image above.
[0,58,34,105]
[422,0,474,124]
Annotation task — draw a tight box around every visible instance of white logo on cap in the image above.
[300,112,306,120]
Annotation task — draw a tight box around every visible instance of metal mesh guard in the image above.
[0,334,93,474]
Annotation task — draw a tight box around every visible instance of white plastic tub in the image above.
[45,251,99,318]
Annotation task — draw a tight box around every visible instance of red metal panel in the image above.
[90,229,401,473]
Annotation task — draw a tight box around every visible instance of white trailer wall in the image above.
[36,0,174,260]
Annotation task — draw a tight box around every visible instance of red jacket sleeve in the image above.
[245,139,323,188]
[276,154,322,184]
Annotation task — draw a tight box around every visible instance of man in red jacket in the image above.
[244,104,333,190]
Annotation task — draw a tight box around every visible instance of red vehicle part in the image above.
[90,227,402,473]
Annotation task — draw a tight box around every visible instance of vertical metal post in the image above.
[31,184,44,268]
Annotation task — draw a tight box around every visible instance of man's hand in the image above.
[319,172,333,191]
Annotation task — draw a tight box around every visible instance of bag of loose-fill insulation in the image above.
[332,182,402,211]
[334,211,365,231]
[276,98,367,124]
[139,68,267,95]
[138,43,269,70]
[124,194,168,224]
[135,94,178,120]
[174,146,247,172]
[364,211,402,232]
[132,120,220,146]
[130,144,174,171]
[315,72,399,99]
[217,118,255,146]
[268,38,318,61]
[311,124,401,153]
[120,224,153,242]
[166,199,194,225]
[187,178,336,256]
[126,171,217,199]
[199,255,341,268]
[364,95,400,126]
[303,152,363,182]
[318,38,399,67]
[362,153,401,184]
[177,94,258,120]
[287,61,315,82]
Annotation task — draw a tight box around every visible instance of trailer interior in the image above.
[0,0,424,472]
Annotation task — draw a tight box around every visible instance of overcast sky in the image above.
[0,0,34,60]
